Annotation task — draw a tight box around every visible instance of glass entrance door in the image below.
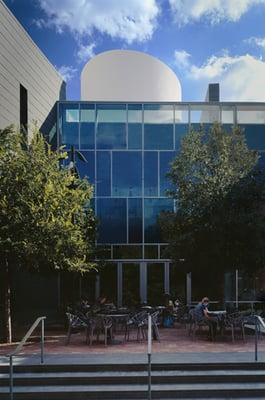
[147,263,164,305]
[122,263,140,307]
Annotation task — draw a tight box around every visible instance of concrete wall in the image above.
[0,0,65,135]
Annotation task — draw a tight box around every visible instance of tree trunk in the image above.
[3,260,12,343]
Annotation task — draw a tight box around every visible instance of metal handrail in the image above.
[6,316,46,400]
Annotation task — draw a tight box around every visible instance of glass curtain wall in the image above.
[58,101,265,257]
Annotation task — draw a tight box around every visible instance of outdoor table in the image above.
[208,310,226,315]
[208,311,227,334]
[97,313,129,337]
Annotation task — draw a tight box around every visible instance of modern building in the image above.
[1,0,265,316]
[0,0,65,136]
[57,50,265,307]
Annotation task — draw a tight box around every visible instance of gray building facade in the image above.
[0,0,65,136]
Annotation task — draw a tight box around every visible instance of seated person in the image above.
[194,297,218,337]
[162,293,175,327]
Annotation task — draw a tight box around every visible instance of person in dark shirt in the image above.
[194,297,218,338]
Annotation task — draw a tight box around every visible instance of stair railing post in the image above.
[41,318,45,364]
[255,316,258,362]
[9,355,13,400]
[147,314,152,400]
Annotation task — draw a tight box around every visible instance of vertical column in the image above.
[164,262,170,294]
[140,262,147,303]
[117,262,123,307]
[186,272,192,306]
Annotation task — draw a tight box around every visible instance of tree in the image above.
[0,126,96,342]
[160,123,265,296]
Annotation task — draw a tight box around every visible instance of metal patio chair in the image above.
[65,312,89,345]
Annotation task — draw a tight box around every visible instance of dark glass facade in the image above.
[57,101,265,305]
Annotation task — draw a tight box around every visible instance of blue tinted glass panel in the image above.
[76,151,95,185]
[160,152,176,195]
[97,198,127,243]
[113,152,142,196]
[256,152,265,169]
[191,123,212,133]
[128,124,142,149]
[96,104,126,149]
[97,123,126,149]
[239,125,265,150]
[144,198,174,243]
[222,124,233,133]
[175,124,189,150]
[80,123,94,149]
[128,198,142,243]
[80,104,95,149]
[144,152,158,196]
[144,124,173,150]
[97,151,111,196]
[60,103,79,149]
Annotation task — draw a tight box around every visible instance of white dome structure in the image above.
[81,50,182,102]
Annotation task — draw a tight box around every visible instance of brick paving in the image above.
[1,323,264,357]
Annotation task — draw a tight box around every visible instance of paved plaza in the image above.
[1,324,265,360]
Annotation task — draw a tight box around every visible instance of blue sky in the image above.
[4,0,265,101]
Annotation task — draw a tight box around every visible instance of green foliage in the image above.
[0,125,96,273]
[161,123,265,274]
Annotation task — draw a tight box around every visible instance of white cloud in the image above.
[55,65,77,82]
[37,0,159,43]
[174,50,191,68]
[77,42,96,62]
[246,37,265,49]
[169,0,265,25]
[175,51,265,101]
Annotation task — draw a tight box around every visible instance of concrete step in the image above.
[1,369,265,386]
[1,362,265,373]
[2,382,265,399]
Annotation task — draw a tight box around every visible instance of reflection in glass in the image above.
[147,263,164,305]
[175,124,189,150]
[239,125,265,150]
[60,103,79,148]
[144,104,173,124]
[128,104,142,122]
[96,104,126,149]
[160,152,176,195]
[96,151,111,196]
[237,105,265,124]
[144,104,173,150]
[190,105,220,123]
[97,198,127,243]
[128,198,142,243]
[175,105,188,123]
[112,152,142,196]
[80,104,95,149]
[128,124,142,149]
[76,151,95,185]
[144,198,174,242]
[144,152,158,196]
[123,263,140,307]
[144,124,173,150]
[221,106,234,124]
[191,123,212,133]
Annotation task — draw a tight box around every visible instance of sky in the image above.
[4,0,265,102]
